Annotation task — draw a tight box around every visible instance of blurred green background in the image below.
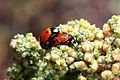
[0,0,120,79]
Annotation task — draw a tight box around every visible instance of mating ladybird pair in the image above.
[39,26,74,49]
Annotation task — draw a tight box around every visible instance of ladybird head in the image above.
[68,34,74,41]
[51,26,60,34]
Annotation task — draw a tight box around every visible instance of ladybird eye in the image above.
[46,31,49,33]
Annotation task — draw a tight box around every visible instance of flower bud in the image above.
[78,75,87,80]
[112,63,120,74]
[102,42,109,52]
[88,33,95,40]
[113,76,120,80]
[97,56,105,63]
[103,24,113,37]
[115,38,120,47]
[60,59,67,67]
[101,70,114,79]
[96,30,104,39]
[112,48,120,61]
[103,24,110,32]
[90,60,98,72]
[60,45,69,51]
[44,55,51,61]
[74,61,88,70]
[51,53,60,62]
[63,27,73,34]
[66,57,74,65]
[55,60,61,66]
[84,53,94,62]
[68,51,77,58]
[94,40,103,49]
[81,41,93,52]
[10,39,17,48]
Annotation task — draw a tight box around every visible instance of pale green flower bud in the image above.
[96,30,104,39]
[69,64,75,70]
[66,57,74,65]
[84,53,94,62]
[113,76,120,80]
[88,33,95,40]
[10,39,17,48]
[51,53,60,62]
[94,40,103,49]
[68,51,77,58]
[115,38,120,47]
[112,63,120,74]
[78,75,87,80]
[74,61,88,70]
[97,56,105,63]
[112,48,120,61]
[102,42,109,52]
[81,41,93,52]
[44,55,51,61]
[101,70,114,79]
[105,54,113,63]
[93,48,101,58]
[60,45,69,51]
[60,59,67,67]
[56,60,61,66]
[90,60,98,72]
[26,34,36,42]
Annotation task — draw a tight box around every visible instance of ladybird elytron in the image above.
[39,27,59,48]
[49,33,74,47]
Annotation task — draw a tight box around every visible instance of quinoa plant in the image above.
[7,15,120,80]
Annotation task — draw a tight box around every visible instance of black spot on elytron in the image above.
[52,40,55,43]
[46,31,49,34]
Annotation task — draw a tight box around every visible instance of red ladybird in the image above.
[49,33,74,47]
[39,27,59,48]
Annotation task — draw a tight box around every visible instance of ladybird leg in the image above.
[44,41,50,49]
[67,35,78,50]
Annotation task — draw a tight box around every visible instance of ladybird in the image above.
[39,27,59,48]
[49,33,74,47]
